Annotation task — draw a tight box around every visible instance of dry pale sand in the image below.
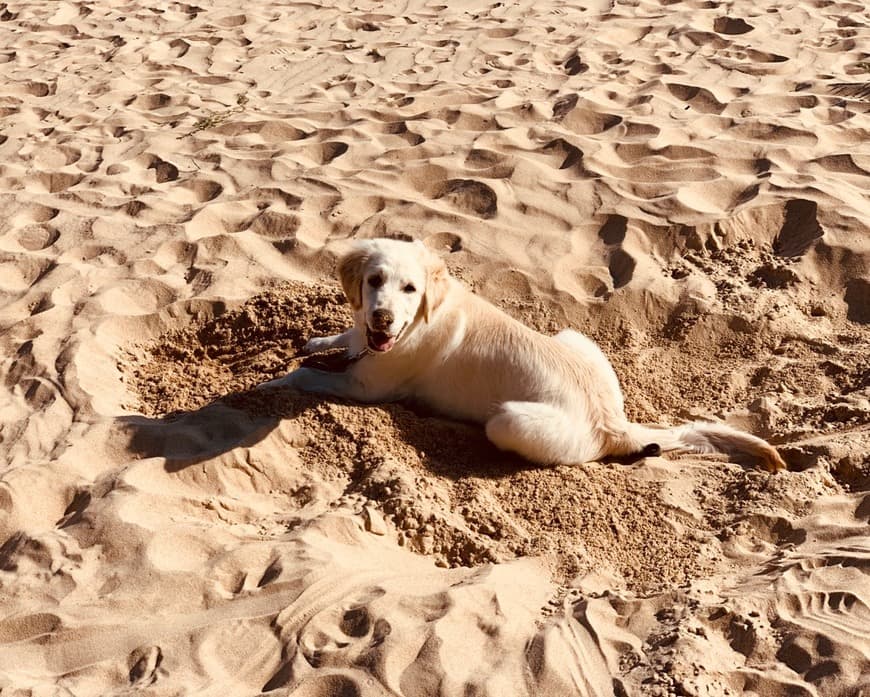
[1,0,869,695]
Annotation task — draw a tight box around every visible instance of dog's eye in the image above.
[402,283,416,293]
[368,276,383,288]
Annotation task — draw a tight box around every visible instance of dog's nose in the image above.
[371,308,394,330]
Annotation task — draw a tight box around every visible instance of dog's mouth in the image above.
[366,328,396,352]
[366,324,405,353]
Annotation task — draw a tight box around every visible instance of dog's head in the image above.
[338,239,449,353]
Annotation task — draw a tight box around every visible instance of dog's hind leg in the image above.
[485,401,602,466]
[553,329,625,413]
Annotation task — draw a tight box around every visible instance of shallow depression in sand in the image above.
[120,282,726,592]
[120,281,352,414]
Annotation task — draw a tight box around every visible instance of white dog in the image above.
[263,238,786,472]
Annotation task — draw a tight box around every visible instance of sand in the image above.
[1,0,869,695]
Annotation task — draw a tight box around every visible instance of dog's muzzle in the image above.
[367,309,400,352]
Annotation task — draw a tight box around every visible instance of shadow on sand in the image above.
[117,381,542,480]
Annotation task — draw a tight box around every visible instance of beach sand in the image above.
[1,0,868,694]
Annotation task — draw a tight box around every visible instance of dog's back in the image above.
[406,283,627,431]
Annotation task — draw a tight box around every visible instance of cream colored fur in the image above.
[263,239,786,472]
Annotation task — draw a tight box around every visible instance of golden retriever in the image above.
[262,238,786,472]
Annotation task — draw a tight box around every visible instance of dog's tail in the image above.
[617,421,786,472]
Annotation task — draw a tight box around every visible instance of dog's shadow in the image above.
[119,380,541,480]
[119,393,287,474]
[120,349,657,478]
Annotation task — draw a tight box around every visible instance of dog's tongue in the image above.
[369,331,395,352]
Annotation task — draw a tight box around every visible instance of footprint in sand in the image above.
[463,148,514,178]
[731,121,817,146]
[256,558,282,587]
[13,80,52,97]
[177,178,224,204]
[266,673,361,695]
[32,145,81,169]
[830,82,870,101]
[435,179,498,220]
[97,278,176,316]
[424,231,463,253]
[844,279,870,324]
[213,120,309,143]
[12,203,58,229]
[745,49,789,64]
[129,93,173,111]
[666,83,726,114]
[383,121,425,146]
[713,16,753,35]
[263,581,393,691]
[563,52,589,75]
[56,490,92,528]
[146,156,179,183]
[16,225,59,251]
[0,255,54,293]
[169,38,189,57]
[28,171,83,194]
[217,13,246,28]
[559,104,622,135]
[185,202,255,238]
[543,138,583,170]
[552,93,579,120]
[153,240,196,270]
[319,141,348,164]
[249,209,300,252]
[248,187,302,209]
[598,215,636,290]
[128,645,162,686]
[773,199,824,258]
[0,610,62,642]
[293,590,392,670]
[812,154,870,177]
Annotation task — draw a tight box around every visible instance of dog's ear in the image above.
[422,250,449,323]
[338,244,371,310]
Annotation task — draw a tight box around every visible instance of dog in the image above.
[262,238,786,472]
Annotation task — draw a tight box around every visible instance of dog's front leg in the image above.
[257,366,370,401]
[303,328,364,355]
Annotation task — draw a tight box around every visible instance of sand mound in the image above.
[120,282,713,591]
